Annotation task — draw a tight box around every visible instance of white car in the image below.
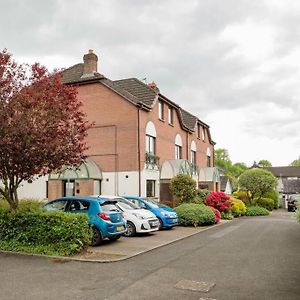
[92,196,160,237]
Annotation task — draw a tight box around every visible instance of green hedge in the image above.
[175,203,215,226]
[245,206,270,216]
[255,197,274,211]
[0,209,91,256]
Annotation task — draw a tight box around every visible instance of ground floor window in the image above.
[146,180,156,197]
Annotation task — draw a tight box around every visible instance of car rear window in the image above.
[100,202,120,212]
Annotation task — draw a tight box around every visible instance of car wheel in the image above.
[109,235,121,241]
[158,218,164,230]
[123,221,136,237]
[91,227,103,246]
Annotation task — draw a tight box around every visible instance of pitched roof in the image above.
[266,166,300,177]
[113,78,157,108]
[61,63,105,84]
[62,61,212,138]
[179,108,197,131]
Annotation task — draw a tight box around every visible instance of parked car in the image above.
[287,194,300,212]
[92,196,160,237]
[122,196,179,229]
[43,196,127,246]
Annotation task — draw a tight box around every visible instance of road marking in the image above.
[175,279,215,292]
[210,225,240,238]
[199,298,217,300]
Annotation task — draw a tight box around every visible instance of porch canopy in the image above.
[198,167,220,182]
[160,159,193,179]
[49,159,102,180]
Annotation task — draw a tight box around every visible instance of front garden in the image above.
[170,173,278,227]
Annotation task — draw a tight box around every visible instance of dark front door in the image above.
[160,182,175,207]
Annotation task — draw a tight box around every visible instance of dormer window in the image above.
[158,101,164,120]
[168,106,173,125]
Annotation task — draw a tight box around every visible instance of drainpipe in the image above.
[137,103,142,196]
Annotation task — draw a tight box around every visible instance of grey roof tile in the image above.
[113,78,157,107]
[266,166,300,177]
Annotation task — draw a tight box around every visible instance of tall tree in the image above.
[290,156,300,166]
[0,49,91,210]
[258,160,272,167]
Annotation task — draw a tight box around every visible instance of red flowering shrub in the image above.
[205,192,233,213]
[209,207,221,223]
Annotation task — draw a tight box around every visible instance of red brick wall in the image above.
[77,83,138,172]
[139,100,214,169]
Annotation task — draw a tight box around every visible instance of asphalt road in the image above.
[0,210,299,300]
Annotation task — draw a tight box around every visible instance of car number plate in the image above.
[117,226,124,231]
[173,218,178,223]
[151,221,159,226]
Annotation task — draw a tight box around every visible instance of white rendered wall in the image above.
[17,176,48,200]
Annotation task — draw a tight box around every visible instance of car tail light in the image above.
[98,213,111,220]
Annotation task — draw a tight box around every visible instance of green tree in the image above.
[258,160,272,167]
[170,174,197,204]
[290,156,300,166]
[214,148,232,170]
[238,169,277,205]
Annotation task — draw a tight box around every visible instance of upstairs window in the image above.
[168,106,174,125]
[146,135,156,154]
[202,127,206,141]
[175,145,182,160]
[175,134,183,160]
[191,150,196,165]
[206,148,211,167]
[158,101,164,120]
[197,124,201,138]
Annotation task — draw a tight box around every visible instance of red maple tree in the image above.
[0,49,91,210]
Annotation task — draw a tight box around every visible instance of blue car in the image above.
[43,196,127,246]
[122,196,178,229]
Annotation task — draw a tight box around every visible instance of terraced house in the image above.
[19,50,220,204]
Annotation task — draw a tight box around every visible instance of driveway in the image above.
[73,221,229,261]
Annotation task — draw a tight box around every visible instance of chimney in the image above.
[81,49,98,78]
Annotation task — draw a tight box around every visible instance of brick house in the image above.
[30,50,219,203]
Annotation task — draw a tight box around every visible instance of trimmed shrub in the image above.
[170,174,197,204]
[262,190,279,209]
[205,192,233,214]
[232,190,251,206]
[245,206,270,216]
[255,197,274,211]
[209,207,221,223]
[231,198,247,217]
[194,189,209,205]
[0,210,91,256]
[221,211,233,220]
[175,203,215,226]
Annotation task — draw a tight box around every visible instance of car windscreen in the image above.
[142,198,160,208]
[117,199,139,210]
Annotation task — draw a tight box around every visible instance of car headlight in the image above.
[132,213,146,219]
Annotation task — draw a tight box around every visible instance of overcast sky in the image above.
[1,0,300,166]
